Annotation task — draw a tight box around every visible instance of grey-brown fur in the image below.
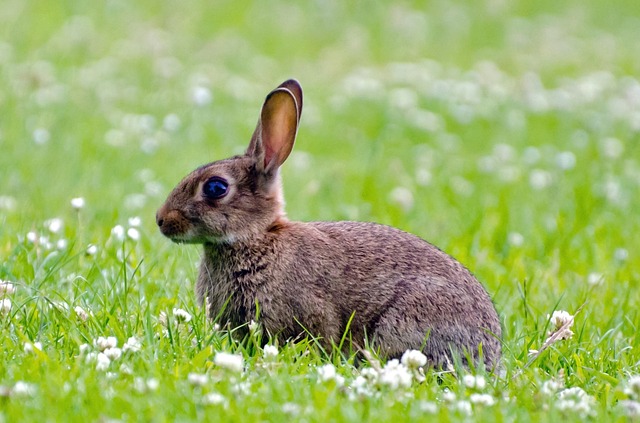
[156,79,501,368]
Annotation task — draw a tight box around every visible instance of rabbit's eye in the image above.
[203,177,229,199]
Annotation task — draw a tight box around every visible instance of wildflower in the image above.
[128,216,141,227]
[614,248,629,262]
[263,344,278,359]
[469,393,496,406]
[317,364,345,386]
[555,151,576,170]
[45,218,63,234]
[26,231,38,243]
[555,387,595,416]
[192,86,213,106]
[401,349,427,369]
[71,197,85,210]
[507,232,524,247]
[24,342,43,354]
[111,225,125,240]
[74,306,89,321]
[454,400,472,416]
[214,352,244,373]
[123,337,142,353]
[248,319,259,333]
[173,308,192,323]
[146,378,159,391]
[203,392,227,406]
[86,244,98,256]
[12,381,36,397]
[541,379,563,395]
[78,343,91,355]
[463,374,477,389]
[442,389,456,402]
[587,273,603,286]
[625,375,640,399]
[103,347,122,361]
[547,310,574,339]
[158,311,168,326]
[0,281,16,295]
[418,401,438,413]
[127,227,140,241]
[96,353,111,371]
[231,381,252,396]
[282,402,301,416]
[1,298,11,315]
[56,239,68,249]
[187,373,208,387]
[619,400,640,418]
[94,336,118,351]
[389,187,414,211]
[33,128,50,145]
[378,359,412,390]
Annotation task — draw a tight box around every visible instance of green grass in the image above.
[1,0,640,421]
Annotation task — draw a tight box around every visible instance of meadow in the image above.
[1,0,640,421]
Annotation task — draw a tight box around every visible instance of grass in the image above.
[1,0,640,421]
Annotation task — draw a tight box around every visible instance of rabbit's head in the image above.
[156,79,303,244]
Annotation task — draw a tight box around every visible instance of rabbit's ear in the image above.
[247,80,302,173]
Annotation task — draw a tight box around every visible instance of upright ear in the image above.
[247,79,302,173]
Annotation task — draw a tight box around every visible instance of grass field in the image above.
[1,0,640,421]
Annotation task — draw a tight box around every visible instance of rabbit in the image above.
[156,79,502,368]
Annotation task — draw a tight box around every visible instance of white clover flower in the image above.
[282,402,301,416]
[188,372,208,387]
[555,151,576,170]
[619,400,640,418]
[24,342,42,354]
[231,381,252,396]
[529,169,552,190]
[378,359,412,390]
[119,364,133,375]
[614,248,629,262]
[74,306,89,321]
[361,367,379,382]
[541,379,564,396]
[463,374,476,389]
[96,353,111,371]
[56,239,68,249]
[78,343,91,356]
[418,401,438,413]
[454,400,472,416]
[214,352,244,373]
[86,244,98,256]
[33,128,50,145]
[401,349,427,369]
[556,387,595,417]
[45,218,63,234]
[146,378,159,391]
[173,308,192,323]
[442,389,456,402]
[158,311,168,327]
[0,281,16,295]
[163,114,181,132]
[1,298,11,315]
[469,393,496,406]
[587,273,604,286]
[389,186,414,211]
[12,381,37,397]
[127,227,140,241]
[71,197,86,210]
[248,319,260,333]
[123,336,142,353]
[625,376,640,399]
[507,232,524,247]
[111,225,125,240]
[547,310,574,339]
[475,375,487,390]
[263,344,278,359]
[317,364,345,386]
[128,216,141,227]
[94,336,118,351]
[192,86,212,106]
[103,347,122,361]
[349,375,374,400]
[203,392,227,406]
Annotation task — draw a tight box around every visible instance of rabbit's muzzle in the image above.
[156,207,191,242]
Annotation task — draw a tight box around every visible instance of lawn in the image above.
[1,0,640,421]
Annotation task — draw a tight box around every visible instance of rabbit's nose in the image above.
[156,212,164,228]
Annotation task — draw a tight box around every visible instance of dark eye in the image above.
[203,177,229,199]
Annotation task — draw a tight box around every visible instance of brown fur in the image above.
[157,79,502,368]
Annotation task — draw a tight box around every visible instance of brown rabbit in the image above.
[156,79,501,368]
